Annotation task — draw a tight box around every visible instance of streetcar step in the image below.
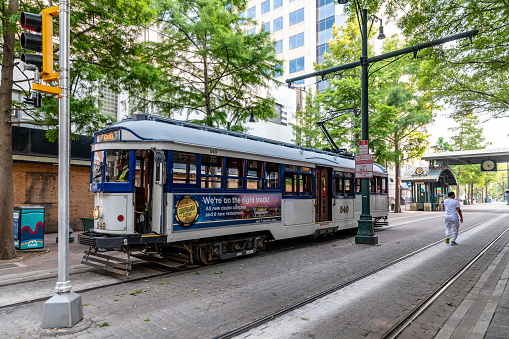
[82,249,132,275]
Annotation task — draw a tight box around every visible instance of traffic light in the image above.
[24,92,42,108]
[20,6,59,83]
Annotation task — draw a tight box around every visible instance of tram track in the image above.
[213,213,507,339]
[0,213,503,316]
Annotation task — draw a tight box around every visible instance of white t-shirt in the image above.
[444,198,460,220]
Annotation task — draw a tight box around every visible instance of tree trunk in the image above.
[395,161,401,213]
[0,0,19,259]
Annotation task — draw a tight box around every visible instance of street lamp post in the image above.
[356,7,377,244]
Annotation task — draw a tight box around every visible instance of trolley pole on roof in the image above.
[285,0,478,245]
[40,0,85,331]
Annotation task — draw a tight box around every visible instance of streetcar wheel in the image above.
[198,246,217,265]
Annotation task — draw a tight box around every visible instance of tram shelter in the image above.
[401,166,457,211]
[404,148,509,210]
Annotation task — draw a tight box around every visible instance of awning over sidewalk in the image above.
[422,148,509,166]
[401,166,457,185]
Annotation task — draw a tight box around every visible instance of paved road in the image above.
[0,204,507,338]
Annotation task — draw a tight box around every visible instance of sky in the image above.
[429,110,509,149]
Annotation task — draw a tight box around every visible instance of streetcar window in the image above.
[299,173,313,195]
[335,174,344,196]
[201,155,222,189]
[226,157,244,189]
[381,177,387,194]
[265,162,280,188]
[247,160,263,190]
[173,152,197,185]
[345,176,354,194]
[92,151,104,183]
[355,178,361,193]
[370,177,376,193]
[376,176,381,194]
[284,172,298,195]
[105,150,130,182]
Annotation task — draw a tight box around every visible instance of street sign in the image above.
[359,140,369,155]
[355,154,373,178]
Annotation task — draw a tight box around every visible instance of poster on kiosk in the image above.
[14,206,44,250]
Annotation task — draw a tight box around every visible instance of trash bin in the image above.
[391,202,395,211]
[463,199,467,205]
[14,206,44,250]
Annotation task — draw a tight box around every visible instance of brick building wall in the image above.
[13,161,93,233]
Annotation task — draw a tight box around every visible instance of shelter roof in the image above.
[422,148,509,166]
[401,166,457,185]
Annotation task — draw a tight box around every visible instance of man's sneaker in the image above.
[445,237,450,244]
[451,241,458,245]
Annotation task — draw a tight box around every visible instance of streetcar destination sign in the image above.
[355,154,373,178]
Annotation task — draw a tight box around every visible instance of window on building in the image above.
[226,157,244,189]
[173,152,197,185]
[265,162,280,188]
[247,6,256,18]
[316,43,330,64]
[269,103,286,125]
[289,32,304,49]
[317,2,335,20]
[201,155,222,189]
[289,57,304,73]
[273,0,283,10]
[261,0,270,14]
[294,79,305,85]
[274,40,283,54]
[289,8,304,26]
[247,160,263,189]
[273,16,283,31]
[99,87,118,118]
[316,0,335,7]
[262,22,270,32]
[247,28,256,35]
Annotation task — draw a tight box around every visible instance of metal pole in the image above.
[355,9,377,244]
[41,0,84,329]
[57,0,70,294]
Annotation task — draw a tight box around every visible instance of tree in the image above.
[447,112,490,203]
[140,0,283,132]
[291,92,326,148]
[315,22,433,213]
[0,0,157,259]
[372,0,509,120]
[431,137,454,152]
[0,0,18,259]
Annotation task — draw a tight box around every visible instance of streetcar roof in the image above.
[95,115,387,174]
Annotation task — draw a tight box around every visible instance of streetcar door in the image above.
[315,167,332,222]
[151,152,166,235]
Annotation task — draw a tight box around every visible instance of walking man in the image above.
[444,191,463,245]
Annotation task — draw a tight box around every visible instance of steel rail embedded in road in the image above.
[214,214,505,339]
[382,220,509,339]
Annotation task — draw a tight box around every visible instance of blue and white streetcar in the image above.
[79,114,389,273]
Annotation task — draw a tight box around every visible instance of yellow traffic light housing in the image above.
[41,6,59,82]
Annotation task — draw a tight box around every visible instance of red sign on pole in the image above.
[355,154,373,178]
[359,140,369,155]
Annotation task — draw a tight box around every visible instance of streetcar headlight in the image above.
[93,206,104,219]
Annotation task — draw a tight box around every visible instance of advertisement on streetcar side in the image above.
[172,193,282,231]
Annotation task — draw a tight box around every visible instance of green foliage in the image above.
[312,22,433,165]
[432,137,454,152]
[139,0,283,131]
[291,93,327,149]
[373,0,509,120]
[15,0,157,137]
